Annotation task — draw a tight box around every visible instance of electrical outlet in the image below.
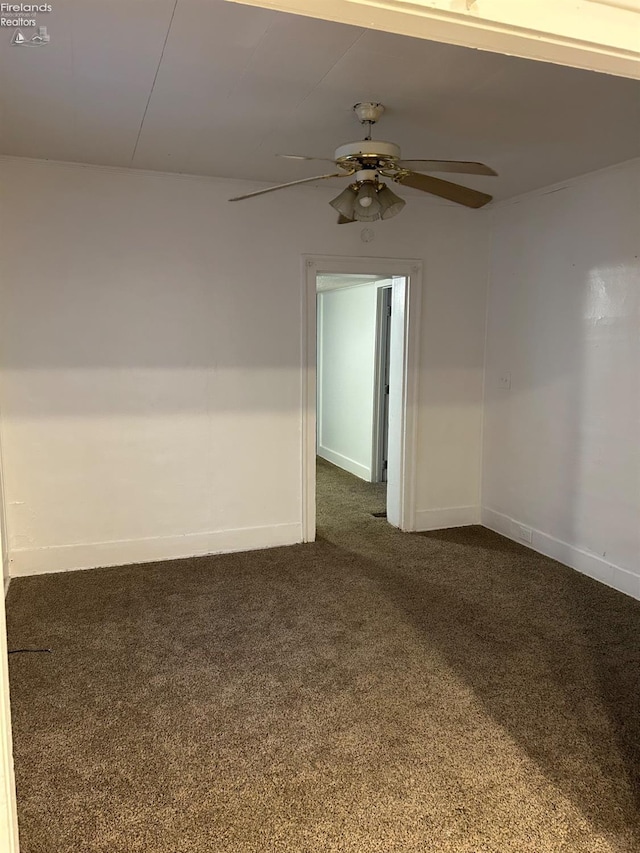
[512,523,532,544]
[498,371,511,390]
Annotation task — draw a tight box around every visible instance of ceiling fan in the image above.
[229,103,497,223]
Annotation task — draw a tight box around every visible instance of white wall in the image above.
[317,281,384,481]
[0,156,490,574]
[0,439,8,595]
[2,154,634,594]
[414,216,489,530]
[482,158,640,599]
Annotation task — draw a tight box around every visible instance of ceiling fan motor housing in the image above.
[335,140,401,172]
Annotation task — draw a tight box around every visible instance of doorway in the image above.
[316,274,391,483]
[302,255,422,542]
[315,274,392,528]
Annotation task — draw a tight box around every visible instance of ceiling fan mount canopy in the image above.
[228,100,498,219]
[353,102,385,125]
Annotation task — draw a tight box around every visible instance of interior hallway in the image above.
[316,456,387,536]
[5,461,640,852]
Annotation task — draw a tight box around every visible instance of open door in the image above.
[372,285,393,484]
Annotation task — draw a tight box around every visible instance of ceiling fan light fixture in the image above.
[353,181,381,221]
[329,185,358,219]
[377,184,406,220]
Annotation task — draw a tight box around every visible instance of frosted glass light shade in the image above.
[329,186,357,219]
[377,185,406,220]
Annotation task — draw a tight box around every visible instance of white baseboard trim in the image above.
[317,446,371,482]
[9,522,302,578]
[481,506,640,602]
[414,505,480,531]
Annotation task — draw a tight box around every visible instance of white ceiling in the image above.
[1,0,639,201]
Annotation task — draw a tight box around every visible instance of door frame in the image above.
[301,255,422,541]
[0,582,18,853]
[0,526,18,853]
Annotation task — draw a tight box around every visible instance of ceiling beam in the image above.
[225,0,640,79]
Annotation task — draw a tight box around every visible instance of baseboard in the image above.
[414,505,480,531]
[317,446,371,482]
[9,522,302,577]
[481,506,640,602]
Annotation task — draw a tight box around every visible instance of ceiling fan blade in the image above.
[398,160,497,176]
[395,171,492,209]
[277,154,337,165]
[229,172,349,202]
[337,214,356,225]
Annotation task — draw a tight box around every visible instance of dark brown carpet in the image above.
[6,458,640,852]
